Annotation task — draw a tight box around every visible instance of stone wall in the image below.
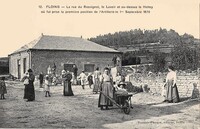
[9,49,122,79]
[128,71,200,98]
[31,50,122,76]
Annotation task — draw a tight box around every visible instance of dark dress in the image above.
[26,74,35,101]
[24,84,29,99]
[88,75,93,86]
[166,79,180,103]
[39,73,44,85]
[62,73,74,96]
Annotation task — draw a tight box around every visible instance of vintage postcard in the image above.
[0,0,199,129]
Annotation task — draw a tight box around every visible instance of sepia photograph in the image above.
[0,0,199,128]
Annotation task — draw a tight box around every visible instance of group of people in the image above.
[98,65,182,111]
[78,67,101,94]
[24,68,75,100]
[1,64,181,108]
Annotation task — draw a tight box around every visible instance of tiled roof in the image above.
[12,35,120,54]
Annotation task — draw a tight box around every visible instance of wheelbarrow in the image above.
[99,91,136,114]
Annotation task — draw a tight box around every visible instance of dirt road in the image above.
[0,81,199,129]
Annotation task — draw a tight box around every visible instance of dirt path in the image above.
[0,81,199,129]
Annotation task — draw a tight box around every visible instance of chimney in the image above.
[81,35,82,38]
[41,33,44,36]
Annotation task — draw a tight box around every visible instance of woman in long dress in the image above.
[98,67,114,110]
[93,67,101,93]
[165,65,180,103]
[62,70,74,96]
[26,69,35,101]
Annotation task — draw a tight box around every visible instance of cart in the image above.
[100,91,135,114]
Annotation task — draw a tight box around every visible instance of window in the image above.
[84,64,95,72]
[23,58,26,73]
[64,64,74,72]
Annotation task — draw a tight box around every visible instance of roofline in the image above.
[8,49,30,56]
[9,48,122,55]
[29,48,122,54]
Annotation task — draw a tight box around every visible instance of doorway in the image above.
[17,59,21,79]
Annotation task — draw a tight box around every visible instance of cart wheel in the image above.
[123,100,131,114]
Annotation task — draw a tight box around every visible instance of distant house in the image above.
[9,35,122,79]
[0,57,9,75]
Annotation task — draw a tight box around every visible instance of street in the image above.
[0,81,199,129]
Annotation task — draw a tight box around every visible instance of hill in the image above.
[89,28,195,48]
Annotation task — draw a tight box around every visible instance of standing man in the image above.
[39,72,44,88]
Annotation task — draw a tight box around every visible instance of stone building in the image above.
[9,35,122,79]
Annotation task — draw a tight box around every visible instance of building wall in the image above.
[31,50,122,76]
[9,51,30,78]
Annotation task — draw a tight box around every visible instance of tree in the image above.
[152,50,166,72]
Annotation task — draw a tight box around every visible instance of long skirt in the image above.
[24,84,28,99]
[26,84,35,101]
[166,80,180,103]
[98,82,113,107]
[63,81,74,96]
[93,78,100,92]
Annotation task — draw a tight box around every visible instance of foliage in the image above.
[89,28,185,47]
[171,40,199,70]
[152,50,167,72]
[122,52,141,65]
[89,28,198,70]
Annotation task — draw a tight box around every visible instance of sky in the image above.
[0,0,199,57]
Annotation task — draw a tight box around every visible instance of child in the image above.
[87,73,93,89]
[0,77,7,99]
[79,71,87,89]
[44,75,51,97]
